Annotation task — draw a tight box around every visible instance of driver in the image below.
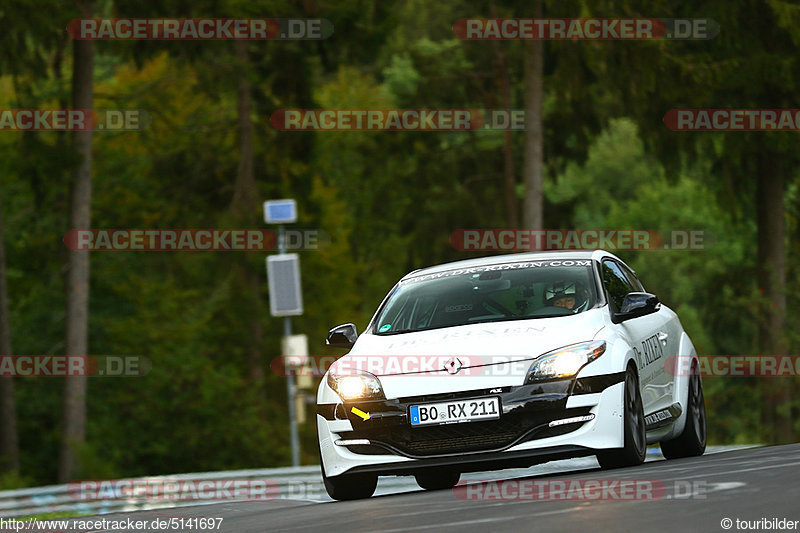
[553,294,576,310]
[544,280,586,312]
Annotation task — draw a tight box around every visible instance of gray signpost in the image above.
[264,199,302,467]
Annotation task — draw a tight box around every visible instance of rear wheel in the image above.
[414,469,461,491]
[597,366,647,469]
[660,366,706,459]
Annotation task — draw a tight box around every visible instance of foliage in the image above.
[0,0,797,485]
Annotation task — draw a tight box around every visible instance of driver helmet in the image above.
[544,280,587,311]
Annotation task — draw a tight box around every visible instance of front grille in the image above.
[340,407,592,457]
[402,424,518,455]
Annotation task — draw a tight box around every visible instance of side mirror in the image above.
[326,323,358,348]
[612,292,660,324]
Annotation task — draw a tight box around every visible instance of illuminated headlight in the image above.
[327,370,385,400]
[526,341,606,382]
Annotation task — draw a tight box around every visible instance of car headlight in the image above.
[526,341,606,383]
[327,370,385,400]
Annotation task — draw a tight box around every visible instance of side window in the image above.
[620,264,645,292]
[601,260,634,314]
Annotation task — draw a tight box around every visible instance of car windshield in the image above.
[374,259,599,334]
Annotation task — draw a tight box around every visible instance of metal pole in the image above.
[279,225,301,467]
[285,317,300,467]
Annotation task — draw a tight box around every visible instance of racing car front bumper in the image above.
[318,372,626,478]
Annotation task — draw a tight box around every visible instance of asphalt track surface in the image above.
[52,443,800,533]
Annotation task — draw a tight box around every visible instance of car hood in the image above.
[333,311,606,397]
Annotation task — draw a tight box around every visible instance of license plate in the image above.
[409,397,500,427]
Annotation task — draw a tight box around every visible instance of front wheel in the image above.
[660,367,707,459]
[597,366,647,469]
[319,443,377,500]
[322,469,378,500]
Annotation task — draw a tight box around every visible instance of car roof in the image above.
[401,250,623,281]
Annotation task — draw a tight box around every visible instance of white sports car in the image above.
[317,250,706,500]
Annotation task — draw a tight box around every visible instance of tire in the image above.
[322,469,378,500]
[318,444,377,500]
[414,469,461,491]
[660,365,707,459]
[597,365,647,469]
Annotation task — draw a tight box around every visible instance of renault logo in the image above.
[444,357,464,375]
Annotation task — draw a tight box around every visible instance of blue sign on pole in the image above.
[264,199,297,224]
